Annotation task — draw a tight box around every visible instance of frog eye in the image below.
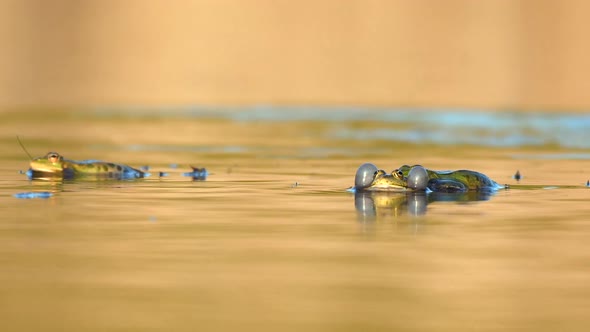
[374,170,386,177]
[390,169,403,179]
[354,163,378,189]
[47,152,60,163]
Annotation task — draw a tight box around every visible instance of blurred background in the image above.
[1,0,589,111]
[3,3,590,332]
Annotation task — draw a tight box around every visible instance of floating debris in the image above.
[140,165,151,171]
[14,191,53,199]
[587,180,589,187]
[513,170,521,181]
[291,182,299,188]
[158,171,169,177]
[182,166,208,181]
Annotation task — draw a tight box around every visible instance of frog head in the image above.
[354,163,430,192]
[30,152,65,173]
[354,163,407,191]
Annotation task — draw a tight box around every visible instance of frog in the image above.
[29,152,147,179]
[354,163,505,193]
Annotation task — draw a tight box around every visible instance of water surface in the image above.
[1,108,589,331]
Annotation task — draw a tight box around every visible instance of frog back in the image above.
[433,170,499,191]
[66,160,145,179]
[397,165,501,192]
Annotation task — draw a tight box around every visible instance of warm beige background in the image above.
[1,0,589,110]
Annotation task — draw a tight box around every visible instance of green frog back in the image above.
[397,165,501,192]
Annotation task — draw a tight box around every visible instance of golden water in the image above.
[1,109,589,331]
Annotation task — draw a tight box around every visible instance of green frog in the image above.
[354,163,504,193]
[29,152,147,179]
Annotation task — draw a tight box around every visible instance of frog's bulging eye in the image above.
[374,170,386,177]
[47,152,60,163]
[390,169,404,179]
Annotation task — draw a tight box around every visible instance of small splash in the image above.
[183,167,208,181]
[23,169,33,178]
[14,192,53,199]
[123,168,150,179]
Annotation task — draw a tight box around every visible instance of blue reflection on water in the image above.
[92,106,590,148]
[512,153,590,160]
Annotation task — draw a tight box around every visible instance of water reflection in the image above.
[354,190,494,221]
[28,177,66,191]
[20,176,139,196]
[92,107,590,148]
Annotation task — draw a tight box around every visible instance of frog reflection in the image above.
[354,186,495,221]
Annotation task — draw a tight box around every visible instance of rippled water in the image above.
[1,108,590,331]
